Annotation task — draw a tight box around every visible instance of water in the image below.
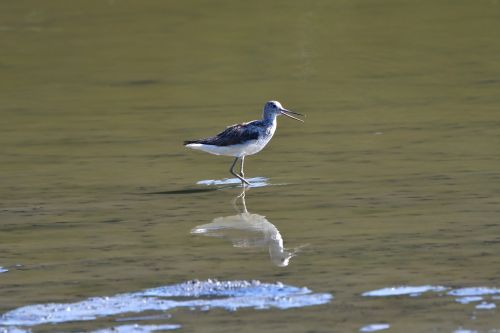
[1,1,500,332]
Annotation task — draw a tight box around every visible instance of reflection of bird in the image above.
[184,101,304,186]
[191,189,304,267]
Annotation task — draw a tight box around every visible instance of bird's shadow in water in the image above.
[191,188,307,267]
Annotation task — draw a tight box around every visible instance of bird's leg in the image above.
[239,156,245,178]
[230,157,250,186]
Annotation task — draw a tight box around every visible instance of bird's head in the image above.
[263,100,304,122]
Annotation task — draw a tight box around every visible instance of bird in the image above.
[184,100,304,186]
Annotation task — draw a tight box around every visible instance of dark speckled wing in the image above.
[184,121,261,146]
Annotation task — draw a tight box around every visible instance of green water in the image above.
[1,1,500,332]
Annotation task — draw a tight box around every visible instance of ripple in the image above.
[197,177,270,188]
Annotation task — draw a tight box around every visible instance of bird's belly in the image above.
[240,139,269,156]
[186,139,269,157]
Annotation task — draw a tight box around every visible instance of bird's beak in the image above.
[280,108,305,122]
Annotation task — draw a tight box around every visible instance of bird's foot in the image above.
[240,176,250,186]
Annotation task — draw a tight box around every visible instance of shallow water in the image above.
[1,1,500,332]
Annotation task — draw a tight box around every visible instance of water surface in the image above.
[1,1,500,332]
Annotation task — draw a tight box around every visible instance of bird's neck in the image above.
[262,112,277,125]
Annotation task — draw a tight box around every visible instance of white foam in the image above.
[0,327,30,333]
[475,302,496,310]
[91,324,180,332]
[448,287,500,297]
[455,296,483,304]
[359,323,390,332]
[453,328,478,333]
[362,285,447,297]
[0,280,332,328]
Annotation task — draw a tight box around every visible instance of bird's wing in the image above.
[188,122,260,146]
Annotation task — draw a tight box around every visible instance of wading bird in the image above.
[184,101,304,186]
